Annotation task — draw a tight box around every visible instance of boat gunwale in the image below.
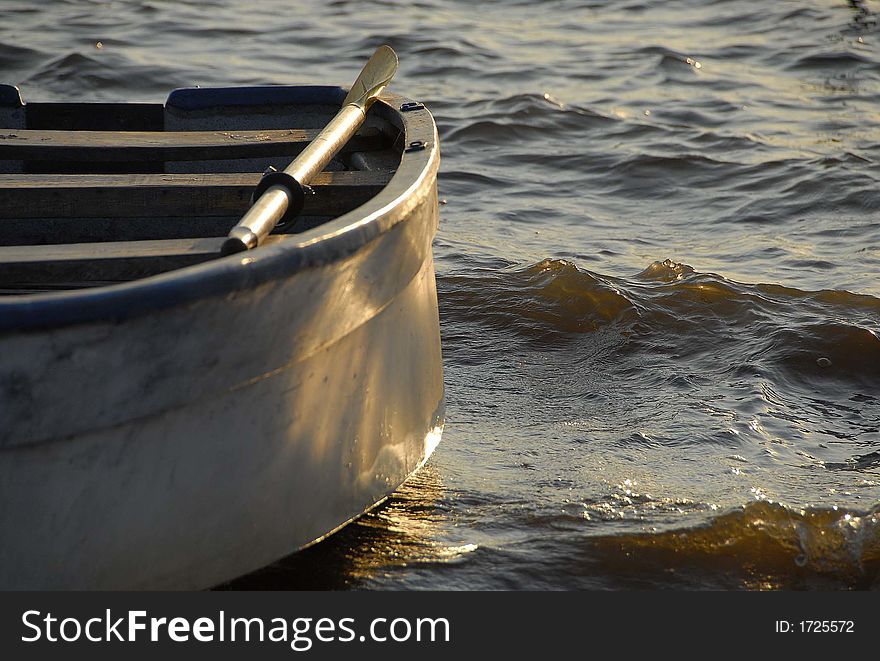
[0,86,439,333]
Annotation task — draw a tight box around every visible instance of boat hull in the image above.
[0,88,443,587]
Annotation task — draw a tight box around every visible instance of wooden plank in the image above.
[0,216,334,246]
[0,170,392,219]
[0,237,230,262]
[0,235,287,286]
[0,127,385,162]
[0,282,116,295]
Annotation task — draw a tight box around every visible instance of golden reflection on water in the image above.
[223,463,466,589]
[340,464,481,585]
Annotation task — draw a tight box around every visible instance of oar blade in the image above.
[343,45,399,109]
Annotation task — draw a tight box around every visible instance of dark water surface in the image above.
[4,0,879,589]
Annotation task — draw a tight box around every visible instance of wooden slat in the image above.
[0,235,287,286]
[0,170,392,219]
[0,127,385,161]
[0,237,225,263]
[0,282,118,295]
[0,216,334,246]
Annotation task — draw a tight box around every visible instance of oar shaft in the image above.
[225,185,290,251]
[222,104,366,254]
[285,104,364,184]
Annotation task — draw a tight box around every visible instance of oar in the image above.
[221,45,399,254]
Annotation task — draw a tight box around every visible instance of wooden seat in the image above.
[0,170,392,220]
[0,127,385,162]
[0,235,290,291]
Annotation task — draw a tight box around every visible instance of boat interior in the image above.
[0,84,405,295]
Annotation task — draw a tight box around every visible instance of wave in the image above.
[788,51,880,72]
[23,51,184,97]
[439,259,637,342]
[586,500,880,588]
[0,41,45,71]
[439,258,880,385]
[443,93,614,145]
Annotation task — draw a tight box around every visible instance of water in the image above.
[3,0,879,589]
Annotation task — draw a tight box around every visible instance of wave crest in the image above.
[588,501,880,588]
